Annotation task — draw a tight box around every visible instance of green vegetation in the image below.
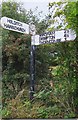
[1,0,78,119]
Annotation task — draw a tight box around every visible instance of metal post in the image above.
[29,22,36,100]
[30,44,35,100]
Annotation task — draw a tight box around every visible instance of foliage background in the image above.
[1,0,78,118]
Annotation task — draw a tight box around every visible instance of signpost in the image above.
[1,17,29,34]
[0,16,76,100]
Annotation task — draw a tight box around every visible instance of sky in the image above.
[2,0,61,18]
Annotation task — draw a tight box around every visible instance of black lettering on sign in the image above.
[7,19,22,27]
[39,31,55,44]
[64,30,69,38]
[4,23,26,33]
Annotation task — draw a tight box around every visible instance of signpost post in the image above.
[30,43,35,100]
[29,22,36,100]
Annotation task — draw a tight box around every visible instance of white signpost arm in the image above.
[31,29,76,45]
[1,17,29,34]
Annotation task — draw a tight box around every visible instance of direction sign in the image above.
[31,29,76,45]
[0,17,29,34]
